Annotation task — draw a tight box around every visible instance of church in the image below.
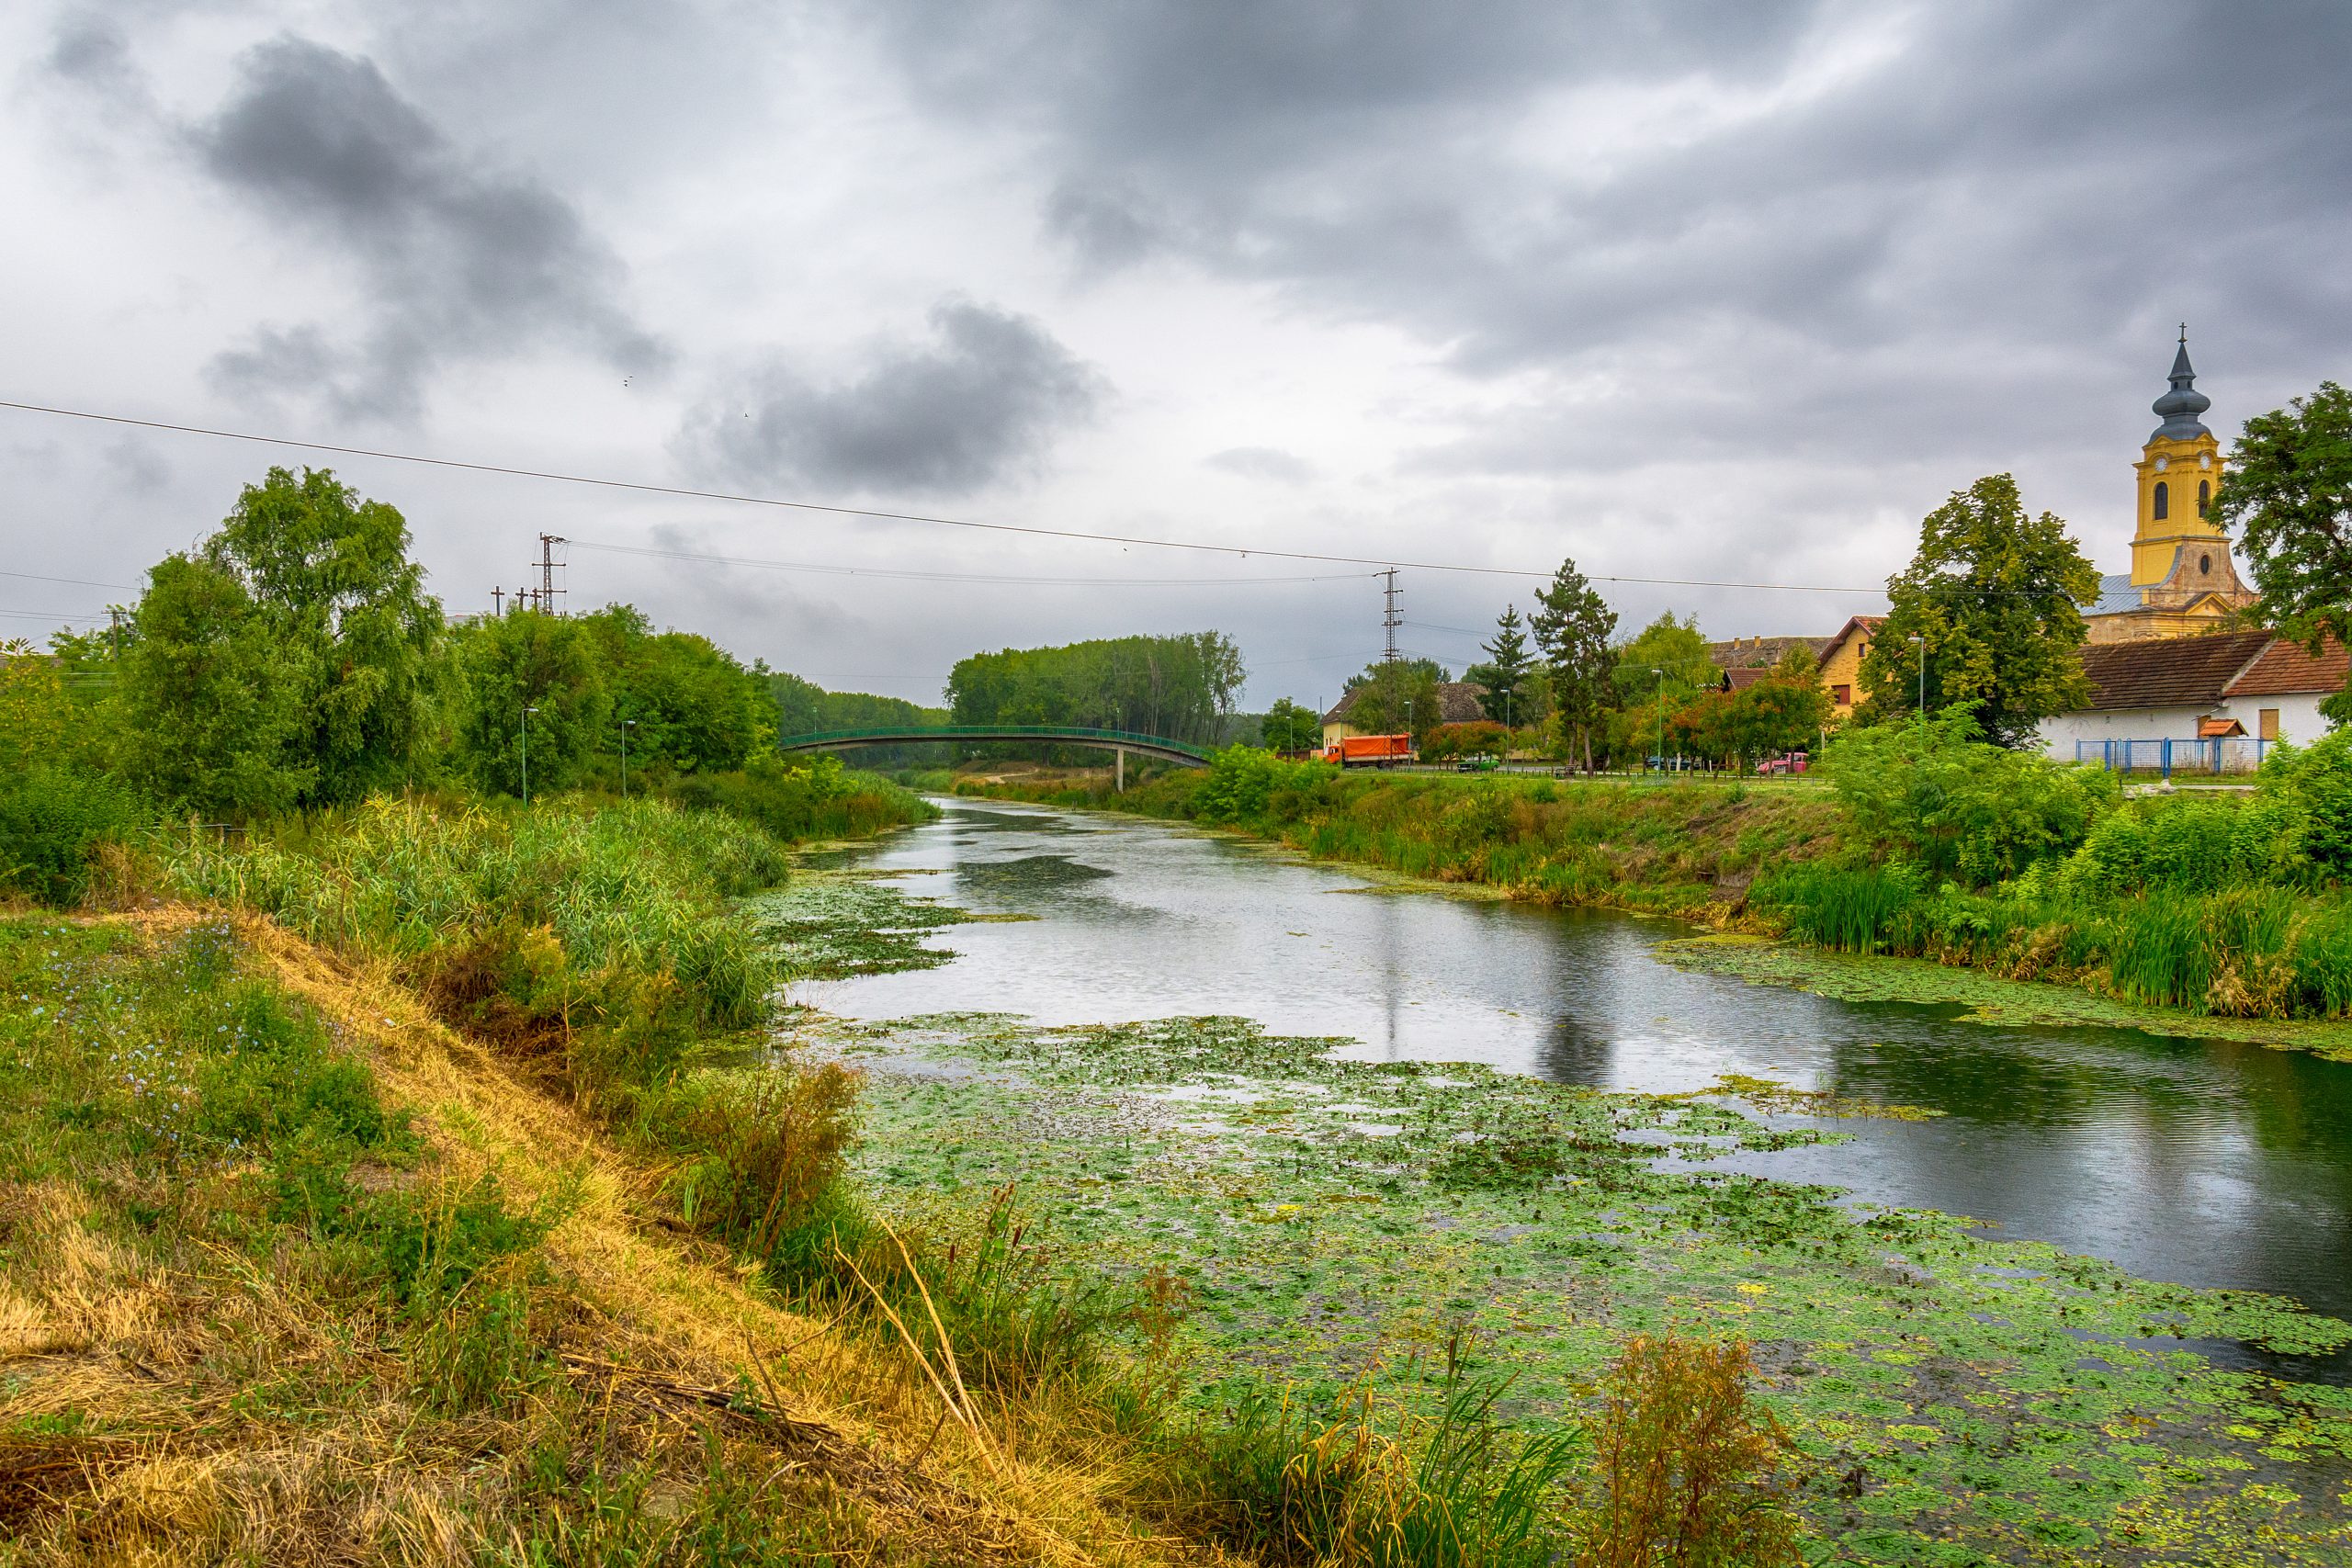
[2079,333,2258,643]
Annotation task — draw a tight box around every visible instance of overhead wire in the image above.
[1,569,141,592]
[564,538,1378,588]
[0,398,1897,596]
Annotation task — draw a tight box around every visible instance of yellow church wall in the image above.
[2131,433,2227,586]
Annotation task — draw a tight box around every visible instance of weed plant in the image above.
[152,795,789,1101]
[1172,1372,1581,1567]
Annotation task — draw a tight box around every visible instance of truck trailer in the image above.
[1322,733,1415,768]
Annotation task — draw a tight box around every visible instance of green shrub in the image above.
[0,765,144,905]
[661,754,934,844]
[1826,711,2117,886]
[1191,748,1335,827]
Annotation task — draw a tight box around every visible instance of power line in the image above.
[0,569,141,592]
[0,607,107,622]
[0,397,1894,595]
[567,539,1378,588]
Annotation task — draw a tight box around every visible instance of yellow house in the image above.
[1815,615,1883,716]
[2083,334,2256,644]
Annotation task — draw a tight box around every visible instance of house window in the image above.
[2200,553,2212,574]
[2261,709,2281,741]
[1831,683,1852,705]
[2199,479,2211,516]
[2153,480,2169,521]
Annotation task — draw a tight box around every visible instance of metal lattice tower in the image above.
[1381,568,1401,662]
[537,535,569,615]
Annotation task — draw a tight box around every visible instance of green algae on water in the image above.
[1660,934,2352,1064]
[780,1000,2352,1563]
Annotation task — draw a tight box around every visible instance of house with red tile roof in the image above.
[2035,631,2346,759]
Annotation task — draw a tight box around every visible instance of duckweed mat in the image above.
[767,878,2352,1565]
[1660,936,2352,1064]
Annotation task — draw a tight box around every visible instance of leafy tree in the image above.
[116,556,311,818]
[1464,604,1540,725]
[1530,557,1619,771]
[452,610,610,797]
[0,641,68,775]
[1342,660,1443,743]
[1713,648,1833,766]
[203,467,448,802]
[1855,474,2098,748]
[1261,697,1323,752]
[2210,381,2352,719]
[581,605,769,774]
[1607,613,1716,761]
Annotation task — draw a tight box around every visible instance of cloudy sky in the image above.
[5,1,2349,708]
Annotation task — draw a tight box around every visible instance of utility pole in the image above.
[1380,568,1402,663]
[538,535,568,616]
[492,587,504,615]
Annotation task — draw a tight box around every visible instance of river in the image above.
[802,796,2352,1366]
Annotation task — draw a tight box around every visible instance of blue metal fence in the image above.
[2075,738,2271,777]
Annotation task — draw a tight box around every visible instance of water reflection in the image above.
[807,798,2352,1334]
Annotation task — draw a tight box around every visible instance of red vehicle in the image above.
[1323,733,1416,768]
[1755,751,1810,775]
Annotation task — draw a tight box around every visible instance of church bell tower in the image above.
[2129,329,2228,588]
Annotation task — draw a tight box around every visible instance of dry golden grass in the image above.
[0,909,1226,1567]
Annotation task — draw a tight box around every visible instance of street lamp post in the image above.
[521,705,538,804]
[1405,698,1415,757]
[620,719,636,798]
[1909,635,1926,715]
[1652,668,1666,781]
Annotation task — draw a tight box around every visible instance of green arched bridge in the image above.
[775,725,1214,770]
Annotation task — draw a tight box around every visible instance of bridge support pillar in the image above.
[1115,747,1125,793]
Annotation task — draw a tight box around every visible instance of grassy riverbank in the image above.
[909,761,1842,920]
[5,793,1814,1563]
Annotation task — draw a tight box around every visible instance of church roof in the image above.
[2150,332,2212,442]
[2086,574,2150,616]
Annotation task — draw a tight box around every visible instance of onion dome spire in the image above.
[2150,323,2211,441]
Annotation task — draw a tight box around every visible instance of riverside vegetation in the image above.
[927,705,2352,1032]
[2,786,1815,1563]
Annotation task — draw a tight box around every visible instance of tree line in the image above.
[1,467,943,901]
[946,632,1245,744]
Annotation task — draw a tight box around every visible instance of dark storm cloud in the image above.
[684,300,1107,497]
[193,36,665,421]
[860,0,2352,469]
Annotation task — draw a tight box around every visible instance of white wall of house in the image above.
[2037,693,2329,755]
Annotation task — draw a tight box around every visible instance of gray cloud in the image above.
[859,0,2352,474]
[684,300,1107,496]
[193,36,665,421]
[1206,446,1316,484]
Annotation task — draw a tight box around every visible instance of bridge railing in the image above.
[774,725,1214,758]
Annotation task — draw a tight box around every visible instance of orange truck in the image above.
[1323,733,1416,767]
